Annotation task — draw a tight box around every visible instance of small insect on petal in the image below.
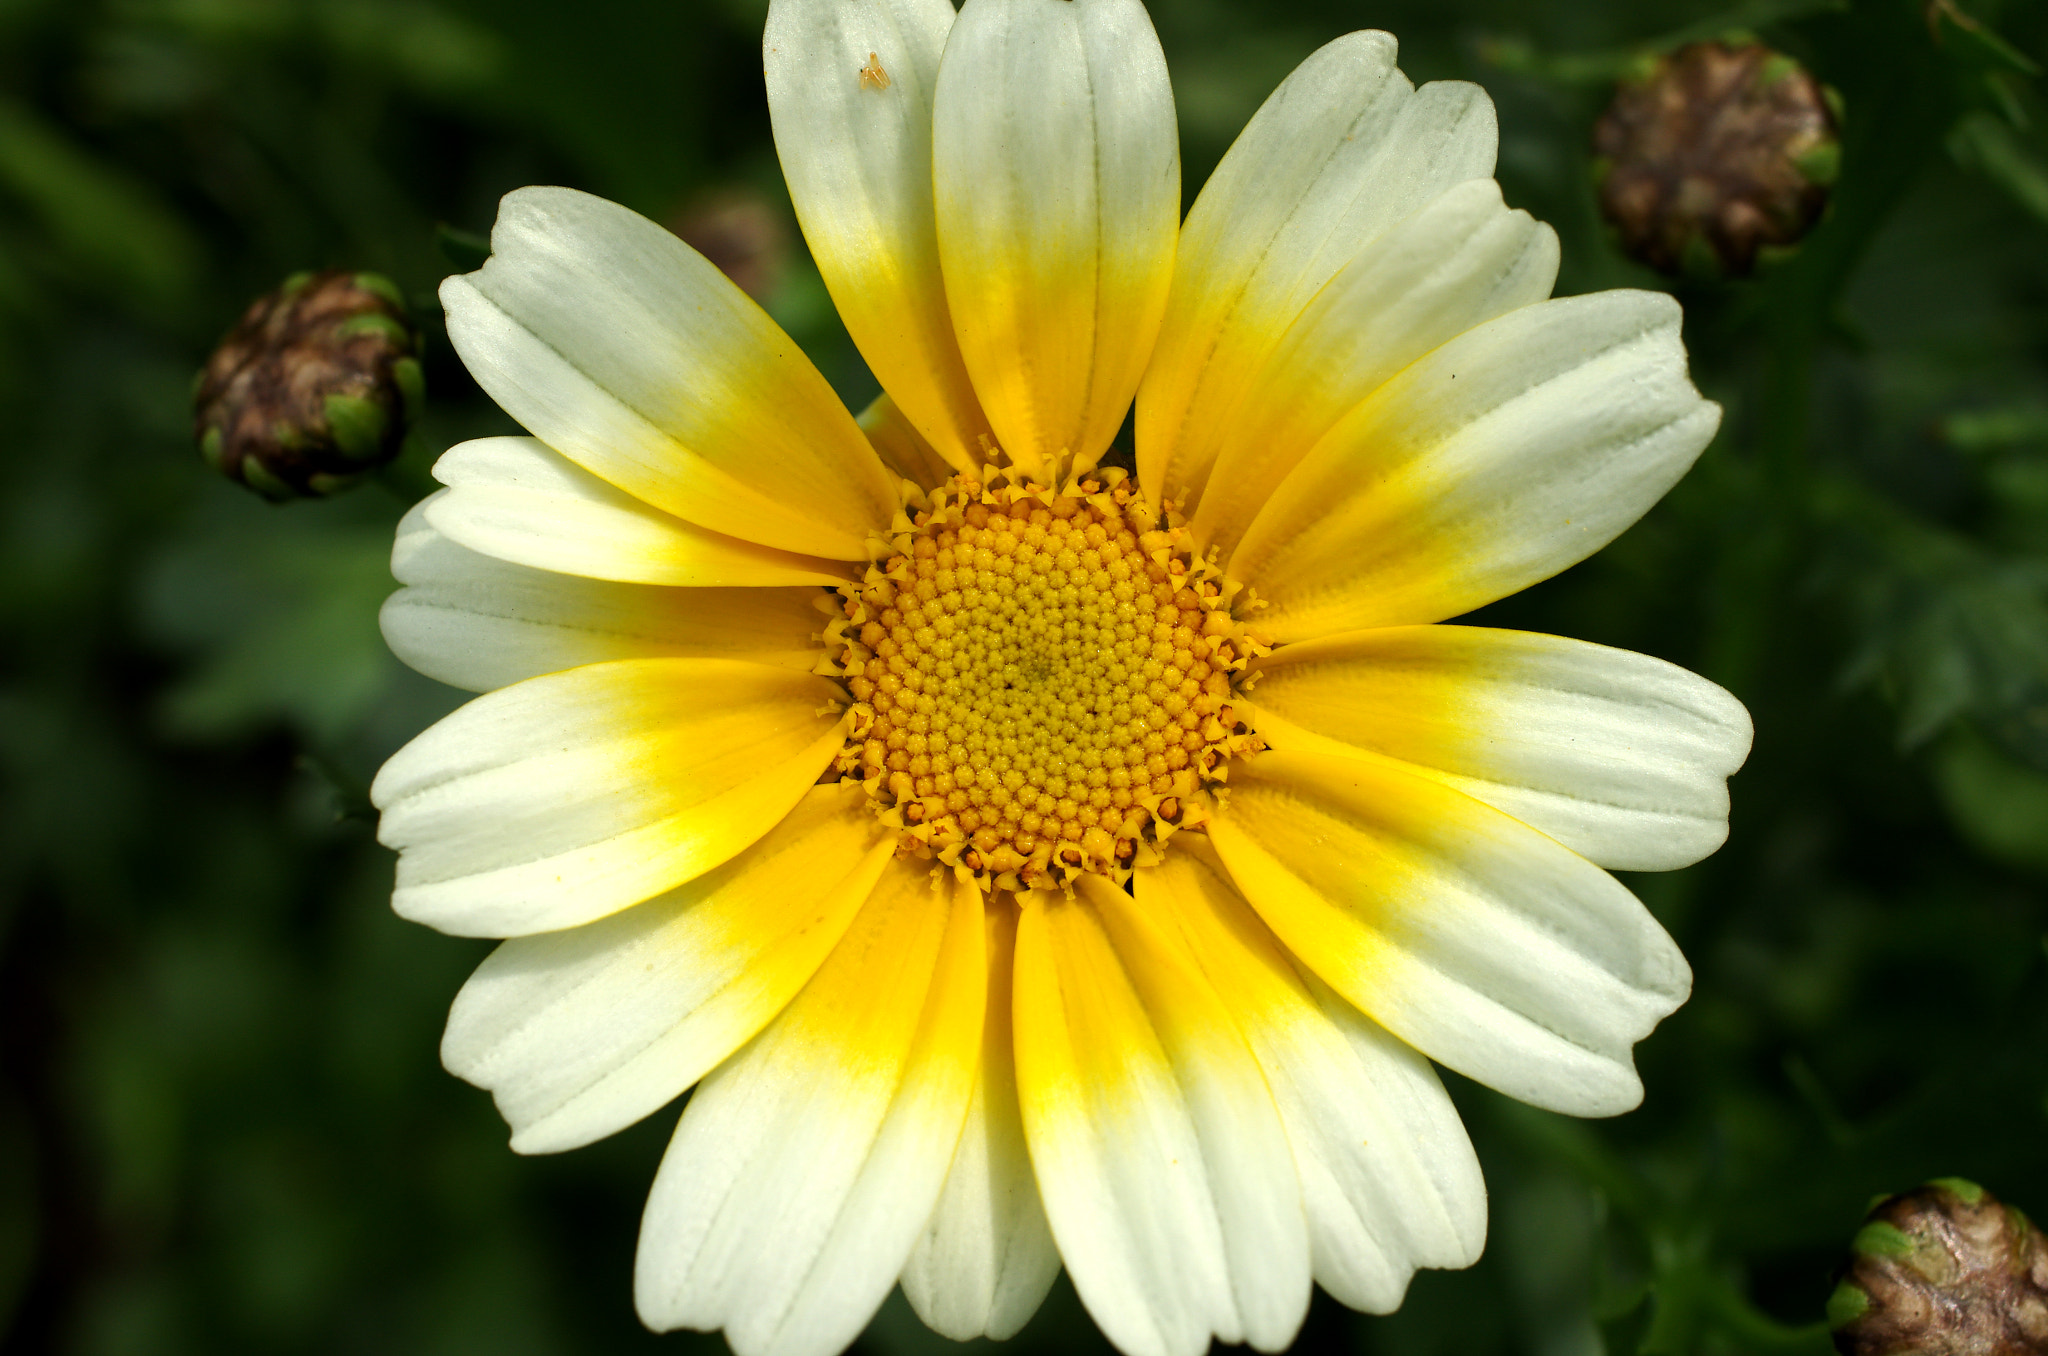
[859,51,890,90]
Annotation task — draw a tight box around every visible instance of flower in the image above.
[371,2,1751,1355]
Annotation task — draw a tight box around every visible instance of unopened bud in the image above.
[193,270,424,500]
[669,189,789,302]
[1829,1178,2048,1355]
[1593,40,1841,278]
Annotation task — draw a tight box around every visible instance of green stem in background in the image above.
[1698,0,1970,700]
[1699,1276,1837,1353]
[1638,1228,1835,1352]
[1496,1102,1839,1354]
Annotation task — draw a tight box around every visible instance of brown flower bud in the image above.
[1829,1178,2048,1355]
[193,270,424,501]
[669,189,790,302]
[1593,41,1842,277]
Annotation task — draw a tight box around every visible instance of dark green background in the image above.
[2,0,2046,1352]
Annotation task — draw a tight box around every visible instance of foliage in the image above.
[0,0,2044,1353]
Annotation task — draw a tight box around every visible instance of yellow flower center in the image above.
[831,468,1262,891]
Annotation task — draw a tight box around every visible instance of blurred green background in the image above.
[2,0,2046,1353]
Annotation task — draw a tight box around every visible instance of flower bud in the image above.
[669,189,789,302]
[1593,40,1841,278]
[1829,1178,2048,1355]
[193,270,424,500]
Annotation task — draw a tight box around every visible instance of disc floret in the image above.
[829,466,1263,892]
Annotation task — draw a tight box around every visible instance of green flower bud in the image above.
[192,269,423,501]
[1831,1178,2048,1355]
[1592,41,1841,278]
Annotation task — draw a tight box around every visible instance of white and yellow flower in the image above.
[372,3,1751,1355]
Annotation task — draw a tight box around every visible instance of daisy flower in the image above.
[371,2,1751,1355]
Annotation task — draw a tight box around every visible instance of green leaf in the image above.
[1932,726,2048,875]
[1949,112,2048,226]
[1939,404,2048,453]
[0,98,200,309]
[1821,478,2048,769]
[138,489,407,746]
[1929,0,2042,78]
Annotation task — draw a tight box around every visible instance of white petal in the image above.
[424,437,854,588]
[1139,841,1485,1313]
[1189,178,1557,562]
[932,0,1179,478]
[1138,31,1497,512]
[1208,748,1692,1117]
[766,0,988,472]
[1013,879,1310,1356]
[383,496,829,694]
[439,784,894,1154]
[1246,627,1753,871]
[901,897,1059,1341]
[634,860,985,1356]
[1228,290,1723,641]
[441,187,898,558]
[371,659,849,937]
